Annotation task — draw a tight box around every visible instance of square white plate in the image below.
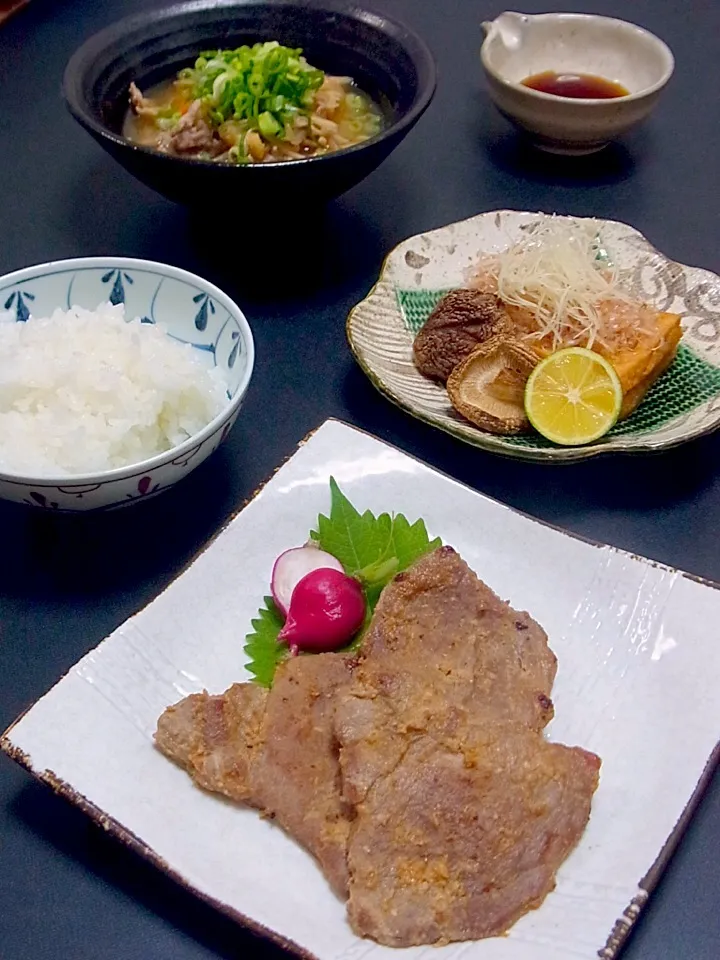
[3,419,719,960]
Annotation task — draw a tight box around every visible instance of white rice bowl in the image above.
[0,302,229,477]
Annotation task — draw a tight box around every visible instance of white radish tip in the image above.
[271,545,344,615]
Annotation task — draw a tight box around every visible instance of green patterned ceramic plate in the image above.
[347,210,720,462]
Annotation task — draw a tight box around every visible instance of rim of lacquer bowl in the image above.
[0,256,255,487]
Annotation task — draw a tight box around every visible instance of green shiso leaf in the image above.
[313,478,391,575]
[243,597,286,688]
[245,479,441,687]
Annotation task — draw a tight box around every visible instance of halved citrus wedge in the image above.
[524,347,622,446]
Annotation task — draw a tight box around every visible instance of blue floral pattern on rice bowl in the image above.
[0,257,254,510]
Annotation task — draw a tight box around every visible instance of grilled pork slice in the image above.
[336,546,558,806]
[155,655,355,897]
[250,654,356,897]
[335,547,599,945]
[345,729,600,946]
[155,682,267,803]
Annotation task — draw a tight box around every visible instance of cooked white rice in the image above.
[0,302,229,477]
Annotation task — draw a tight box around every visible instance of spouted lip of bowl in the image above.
[481,11,674,101]
[0,256,254,509]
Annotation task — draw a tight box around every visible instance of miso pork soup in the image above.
[123,42,385,164]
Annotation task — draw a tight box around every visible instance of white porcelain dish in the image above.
[2,419,719,959]
[481,11,674,154]
[0,257,254,510]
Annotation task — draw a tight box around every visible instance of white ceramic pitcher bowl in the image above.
[481,11,674,154]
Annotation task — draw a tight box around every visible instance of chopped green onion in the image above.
[181,42,326,136]
[258,111,281,138]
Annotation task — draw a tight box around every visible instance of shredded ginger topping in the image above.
[471,218,656,352]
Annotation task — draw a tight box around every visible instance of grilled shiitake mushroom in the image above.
[447,336,539,434]
[413,290,510,382]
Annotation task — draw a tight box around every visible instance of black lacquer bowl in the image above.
[63,0,437,207]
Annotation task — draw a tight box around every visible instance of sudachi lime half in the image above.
[524,347,623,446]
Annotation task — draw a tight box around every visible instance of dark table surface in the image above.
[1,0,719,958]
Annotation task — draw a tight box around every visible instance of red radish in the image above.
[271,544,343,615]
[278,568,366,654]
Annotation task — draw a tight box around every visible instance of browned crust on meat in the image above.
[155,656,356,898]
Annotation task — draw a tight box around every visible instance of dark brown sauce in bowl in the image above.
[521,71,629,99]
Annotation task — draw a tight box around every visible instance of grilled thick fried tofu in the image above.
[602,311,682,418]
